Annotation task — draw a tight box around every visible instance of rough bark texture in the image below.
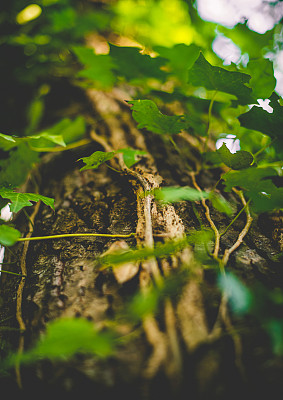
[1,86,283,399]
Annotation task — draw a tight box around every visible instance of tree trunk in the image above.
[1,86,283,399]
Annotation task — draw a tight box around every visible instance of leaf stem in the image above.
[221,189,253,266]
[190,171,220,257]
[0,270,26,277]
[17,232,136,242]
[220,197,251,237]
[203,91,218,152]
[254,138,277,159]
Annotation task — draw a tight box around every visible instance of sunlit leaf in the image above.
[16,318,116,364]
[246,58,276,100]
[154,186,208,202]
[0,133,18,151]
[77,151,116,171]
[72,46,116,88]
[118,148,147,168]
[188,53,254,105]
[100,238,188,266]
[0,225,21,246]
[154,43,200,83]
[110,44,167,82]
[209,192,234,216]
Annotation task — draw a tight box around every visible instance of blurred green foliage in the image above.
[1,0,283,368]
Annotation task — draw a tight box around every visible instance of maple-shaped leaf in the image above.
[109,44,166,82]
[0,224,21,246]
[72,46,116,89]
[128,100,186,135]
[77,151,116,171]
[222,167,283,212]
[238,92,283,141]
[154,43,200,83]
[217,143,254,170]
[188,53,254,105]
[246,58,276,100]
[0,187,55,213]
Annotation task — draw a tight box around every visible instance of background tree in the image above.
[0,1,283,398]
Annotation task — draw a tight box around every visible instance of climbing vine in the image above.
[1,0,283,379]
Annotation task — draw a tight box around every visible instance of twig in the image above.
[18,232,136,242]
[190,171,220,258]
[222,189,253,266]
[15,200,41,388]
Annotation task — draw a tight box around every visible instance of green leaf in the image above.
[60,116,86,144]
[72,46,116,89]
[0,224,21,246]
[118,148,147,168]
[154,43,200,83]
[217,143,254,170]
[77,151,116,171]
[222,167,283,212]
[18,318,116,363]
[238,92,283,140]
[0,143,39,187]
[0,133,18,151]
[128,100,186,135]
[154,186,208,202]
[0,129,66,152]
[188,53,254,105]
[101,238,188,266]
[218,272,253,315]
[109,44,166,82]
[0,187,55,213]
[246,58,276,100]
[209,192,234,216]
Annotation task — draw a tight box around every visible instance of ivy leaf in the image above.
[154,43,200,83]
[154,186,208,202]
[128,100,186,135]
[77,151,116,171]
[246,58,276,100]
[0,187,55,213]
[72,46,116,89]
[217,143,254,170]
[0,224,21,246]
[109,44,166,82]
[222,167,283,212]
[118,148,147,168]
[188,53,254,105]
[238,92,283,141]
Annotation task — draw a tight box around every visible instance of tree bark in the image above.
[1,86,283,399]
